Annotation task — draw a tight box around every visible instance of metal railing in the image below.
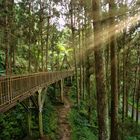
[0,70,74,112]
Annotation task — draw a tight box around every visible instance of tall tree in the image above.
[28,0,31,72]
[70,0,80,105]
[4,0,10,75]
[92,0,109,139]
[109,0,119,139]
[40,0,44,71]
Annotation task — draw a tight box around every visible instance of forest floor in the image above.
[56,86,72,140]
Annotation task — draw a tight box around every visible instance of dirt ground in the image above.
[56,86,72,140]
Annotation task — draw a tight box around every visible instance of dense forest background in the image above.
[0,0,140,140]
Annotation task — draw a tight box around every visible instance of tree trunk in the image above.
[45,16,50,71]
[132,67,137,120]
[40,0,44,72]
[70,0,80,106]
[109,0,118,139]
[28,0,31,73]
[4,0,10,75]
[136,50,140,123]
[92,0,109,139]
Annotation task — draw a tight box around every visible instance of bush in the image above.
[0,104,27,140]
[68,84,98,140]
[118,120,140,140]
[43,88,58,140]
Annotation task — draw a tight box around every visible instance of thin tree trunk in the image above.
[70,0,80,106]
[28,0,31,73]
[136,49,140,123]
[136,91,139,123]
[132,67,137,120]
[45,16,50,71]
[78,18,83,99]
[4,0,9,75]
[82,24,85,100]
[40,0,44,71]
[122,37,126,120]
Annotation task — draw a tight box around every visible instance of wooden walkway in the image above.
[0,70,74,113]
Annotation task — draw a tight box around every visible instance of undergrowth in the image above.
[69,83,140,140]
[0,105,27,140]
[0,86,58,140]
[118,119,140,140]
[68,85,98,140]
[43,94,58,140]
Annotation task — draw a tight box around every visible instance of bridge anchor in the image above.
[28,99,32,137]
[60,79,64,103]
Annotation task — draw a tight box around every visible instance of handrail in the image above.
[0,70,74,112]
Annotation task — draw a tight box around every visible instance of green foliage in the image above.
[118,120,140,140]
[43,91,58,140]
[68,84,98,140]
[0,104,27,140]
[69,107,98,140]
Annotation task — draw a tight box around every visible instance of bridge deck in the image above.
[0,70,74,112]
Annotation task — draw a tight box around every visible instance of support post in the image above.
[60,79,64,103]
[53,83,56,99]
[28,99,32,137]
[70,76,73,84]
[38,110,43,137]
[38,90,44,138]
